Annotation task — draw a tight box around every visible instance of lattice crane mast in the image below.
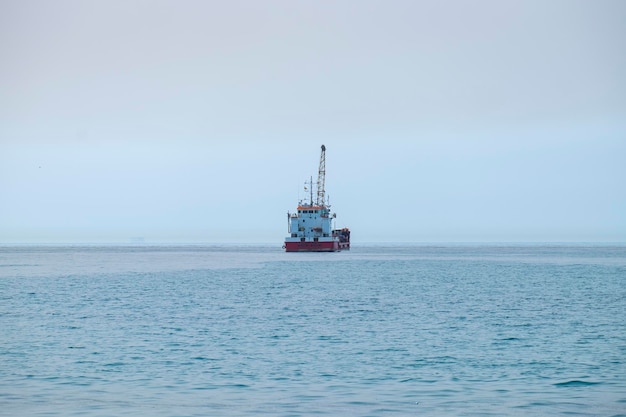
[316,145,326,206]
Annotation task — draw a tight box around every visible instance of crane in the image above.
[316,144,326,206]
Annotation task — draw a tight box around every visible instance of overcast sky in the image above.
[1,0,625,244]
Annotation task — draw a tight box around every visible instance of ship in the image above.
[284,145,350,252]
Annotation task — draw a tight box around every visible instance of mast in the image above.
[316,144,326,206]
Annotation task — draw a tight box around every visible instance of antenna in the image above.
[316,144,326,206]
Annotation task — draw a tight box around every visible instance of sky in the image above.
[1,0,625,244]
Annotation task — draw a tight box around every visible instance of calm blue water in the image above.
[1,244,625,416]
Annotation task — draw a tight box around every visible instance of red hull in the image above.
[284,240,340,252]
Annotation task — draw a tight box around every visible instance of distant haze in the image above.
[1,0,624,244]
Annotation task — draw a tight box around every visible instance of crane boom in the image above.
[316,144,326,206]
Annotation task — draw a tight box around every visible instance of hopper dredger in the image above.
[284,145,350,252]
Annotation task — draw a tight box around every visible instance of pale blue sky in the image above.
[1,0,625,243]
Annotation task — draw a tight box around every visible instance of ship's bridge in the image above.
[287,204,334,238]
[297,205,325,212]
[293,205,333,218]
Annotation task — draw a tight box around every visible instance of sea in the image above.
[1,244,625,417]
